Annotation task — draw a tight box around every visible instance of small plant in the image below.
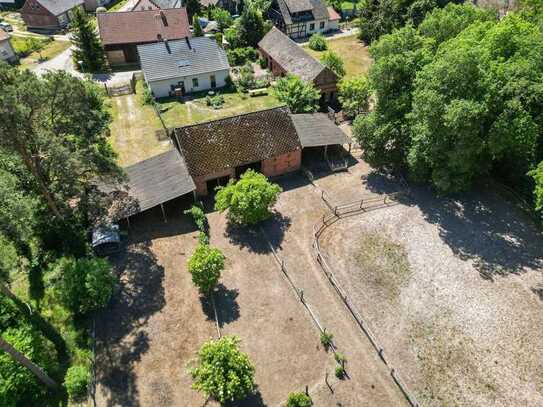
[205,93,225,109]
[64,365,90,401]
[258,56,267,69]
[334,351,346,365]
[198,231,209,245]
[188,243,225,293]
[184,204,206,231]
[320,330,334,350]
[141,84,154,105]
[286,391,312,407]
[308,33,327,51]
[335,364,346,379]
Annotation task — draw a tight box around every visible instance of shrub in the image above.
[335,364,346,379]
[320,50,346,78]
[258,56,267,69]
[320,330,333,350]
[286,391,312,407]
[227,46,257,66]
[11,36,50,58]
[187,243,225,293]
[334,351,346,365]
[338,75,370,117]
[197,231,209,245]
[205,93,225,109]
[64,365,90,401]
[214,32,223,47]
[236,63,256,92]
[273,75,320,113]
[215,169,282,225]
[190,336,255,403]
[184,204,206,231]
[308,33,327,51]
[49,256,116,315]
[141,85,154,106]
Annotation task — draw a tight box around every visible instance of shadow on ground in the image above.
[225,212,291,254]
[200,283,240,327]
[225,388,267,407]
[364,172,543,281]
[95,240,166,407]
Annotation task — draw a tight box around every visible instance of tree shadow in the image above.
[362,169,409,196]
[225,388,267,407]
[199,284,240,328]
[531,285,543,301]
[95,240,166,407]
[225,212,291,254]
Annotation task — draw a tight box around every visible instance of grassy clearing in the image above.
[355,231,411,299]
[15,38,71,71]
[303,35,372,79]
[158,87,283,128]
[108,81,168,167]
[107,0,130,11]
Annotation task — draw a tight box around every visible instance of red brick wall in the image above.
[21,0,58,29]
[261,150,301,178]
[193,168,235,196]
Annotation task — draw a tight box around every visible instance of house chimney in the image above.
[185,37,192,50]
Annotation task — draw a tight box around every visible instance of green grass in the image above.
[108,81,168,167]
[15,38,71,71]
[158,86,284,128]
[107,0,130,12]
[303,34,372,79]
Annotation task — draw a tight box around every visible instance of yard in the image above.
[304,34,372,79]
[316,173,543,406]
[158,87,283,128]
[108,83,168,167]
[13,37,71,71]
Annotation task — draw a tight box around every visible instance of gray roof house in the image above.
[21,0,85,32]
[270,0,340,39]
[138,37,230,98]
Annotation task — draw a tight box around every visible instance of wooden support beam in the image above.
[160,203,167,223]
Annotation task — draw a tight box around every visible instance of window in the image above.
[320,21,325,29]
[192,78,199,88]
[309,23,315,31]
[210,75,216,88]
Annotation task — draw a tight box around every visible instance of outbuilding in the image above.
[21,0,85,33]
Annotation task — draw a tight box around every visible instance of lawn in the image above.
[15,38,71,71]
[158,87,283,128]
[108,82,168,167]
[107,0,130,11]
[304,34,372,79]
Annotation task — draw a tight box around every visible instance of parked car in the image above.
[0,22,13,32]
[92,224,121,256]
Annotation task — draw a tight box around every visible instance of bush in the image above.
[49,256,116,315]
[184,204,206,231]
[258,56,267,69]
[190,336,255,403]
[335,364,346,379]
[236,63,256,92]
[197,231,209,245]
[188,243,225,293]
[64,365,90,401]
[338,75,370,117]
[273,75,320,113]
[320,50,345,78]
[334,351,346,365]
[320,330,333,350]
[11,36,50,58]
[215,169,282,225]
[308,33,327,51]
[205,93,225,109]
[286,391,312,407]
[227,46,257,66]
[141,85,154,106]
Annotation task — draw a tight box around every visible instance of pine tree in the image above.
[71,8,107,73]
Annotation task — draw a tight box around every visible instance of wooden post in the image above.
[324,145,328,159]
[160,203,167,223]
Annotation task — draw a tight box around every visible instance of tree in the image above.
[64,365,90,401]
[193,15,204,37]
[71,8,106,73]
[185,0,201,20]
[48,256,116,315]
[0,64,123,219]
[529,162,543,212]
[308,33,327,51]
[320,50,346,78]
[190,336,255,404]
[273,75,320,113]
[338,75,370,117]
[211,7,233,31]
[187,244,225,293]
[237,5,266,47]
[286,392,312,407]
[215,169,282,225]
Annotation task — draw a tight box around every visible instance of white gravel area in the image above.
[319,186,543,406]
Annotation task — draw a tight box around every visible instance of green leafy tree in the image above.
[193,15,204,37]
[237,5,266,47]
[273,75,320,113]
[190,336,255,404]
[215,169,282,225]
[211,7,233,31]
[71,8,106,73]
[320,50,345,78]
[338,75,370,117]
[529,162,543,212]
[185,0,201,20]
[64,365,90,401]
[187,244,225,293]
[48,256,116,315]
[0,64,123,219]
[308,33,327,51]
[286,392,312,407]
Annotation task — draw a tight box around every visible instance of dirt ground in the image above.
[318,181,543,406]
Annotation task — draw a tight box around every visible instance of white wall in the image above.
[148,69,230,99]
[0,39,16,63]
[289,18,339,39]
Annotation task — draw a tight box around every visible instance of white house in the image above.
[0,30,17,64]
[137,37,230,99]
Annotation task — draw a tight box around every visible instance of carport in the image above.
[124,148,196,223]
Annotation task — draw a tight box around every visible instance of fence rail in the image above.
[310,188,420,407]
